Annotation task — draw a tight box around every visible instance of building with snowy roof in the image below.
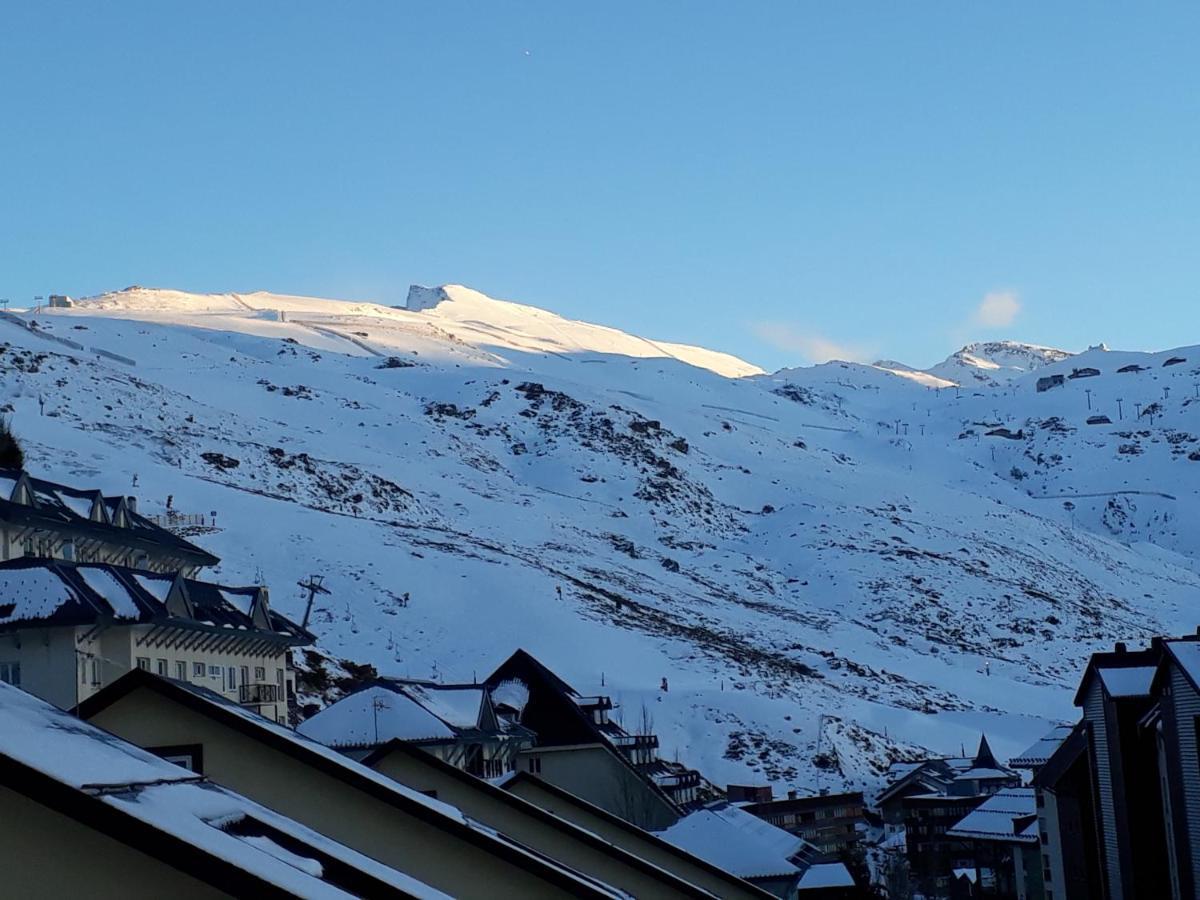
[0,468,219,575]
[944,788,1042,899]
[1033,637,1195,900]
[655,801,856,899]
[361,736,771,899]
[0,679,446,899]
[78,668,624,898]
[296,677,534,776]
[0,557,311,721]
[741,789,865,862]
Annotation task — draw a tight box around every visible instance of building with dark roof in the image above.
[944,789,1043,899]
[0,468,219,575]
[0,557,311,721]
[485,648,710,827]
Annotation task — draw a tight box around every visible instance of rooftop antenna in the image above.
[298,574,330,629]
[372,694,389,744]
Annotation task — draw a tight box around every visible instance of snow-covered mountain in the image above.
[4,285,1198,797]
[874,341,1074,387]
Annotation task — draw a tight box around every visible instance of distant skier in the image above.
[131,473,139,488]
[556,585,563,601]
[660,677,669,693]
[402,592,410,608]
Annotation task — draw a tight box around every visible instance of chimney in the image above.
[788,789,797,801]
[1114,641,1127,654]
[126,496,138,514]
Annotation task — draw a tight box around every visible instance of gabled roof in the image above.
[0,468,219,566]
[945,789,1039,844]
[0,681,444,899]
[1032,721,1090,790]
[0,558,311,643]
[298,680,493,747]
[656,802,817,881]
[1159,638,1200,697]
[360,738,726,899]
[875,766,953,806]
[1010,724,1075,769]
[502,771,773,898]
[485,648,683,816]
[75,670,623,898]
[1072,645,1161,707]
[972,734,999,770]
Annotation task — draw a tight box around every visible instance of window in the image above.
[0,661,20,687]
[91,657,100,686]
[156,658,168,676]
[208,665,221,678]
[176,660,187,680]
[240,665,249,687]
[80,657,88,684]
[254,666,266,681]
[276,667,285,687]
[193,662,205,677]
[227,666,237,690]
[136,657,150,671]
[147,743,204,773]
[527,756,542,773]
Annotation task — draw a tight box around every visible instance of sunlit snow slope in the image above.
[2,284,1197,795]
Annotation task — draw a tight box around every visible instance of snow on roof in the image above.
[1098,665,1157,698]
[798,861,855,890]
[656,803,810,880]
[75,566,142,620]
[0,566,79,624]
[1167,641,1200,693]
[945,789,1038,844]
[0,682,448,898]
[490,678,530,714]
[955,767,1015,781]
[297,685,456,745]
[132,572,174,604]
[1010,724,1074,767]
[400,683,484,730]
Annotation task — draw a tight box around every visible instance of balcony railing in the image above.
[612,734,660,752]
[574,695,613,712]
[239,682,281,705]
[657,770,701,790]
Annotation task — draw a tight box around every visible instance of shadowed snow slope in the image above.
[5,285,1198,797]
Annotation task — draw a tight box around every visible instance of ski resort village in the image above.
[3,284,1200,899]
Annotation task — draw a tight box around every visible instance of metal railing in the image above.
[239,683,281,705]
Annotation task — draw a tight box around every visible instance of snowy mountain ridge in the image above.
[5,283,1199,797]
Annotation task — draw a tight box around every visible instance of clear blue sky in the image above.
[3,3,1199,370]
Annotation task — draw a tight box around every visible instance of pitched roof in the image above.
[0,468,219,566]
[972,734,999,769]
[945,789,1039,844]
[359,738,723,899]
[1072,646,1160,706]
[1032,722,1091,790]
[1009,724,1075,769]
[0,558,311,643]
[656,803,817,881]
[0,681,445,899]
[75,670,624,898]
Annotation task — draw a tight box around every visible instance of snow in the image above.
[400,683,484,729]
[76,566,142,619]
[945,789,1038,843]
[297,685,456,745]
[239,834,324,877]
[6,282,1200,797]
[656,803,807,879]
[1167,640,1200,690]
[1009,724,1074,767]
[0,567,77,623]
[1098,666,1157,698]
[133,572,174,603]
[490,678,530,713]
[797,861,855,889]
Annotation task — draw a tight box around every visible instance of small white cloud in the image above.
[972,291,1021,329]
[749,322,872,364]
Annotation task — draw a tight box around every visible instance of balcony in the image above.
[656,770,701,790]
[612,734,660,752]
[574,695,612,712]
[239,682,282,706]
